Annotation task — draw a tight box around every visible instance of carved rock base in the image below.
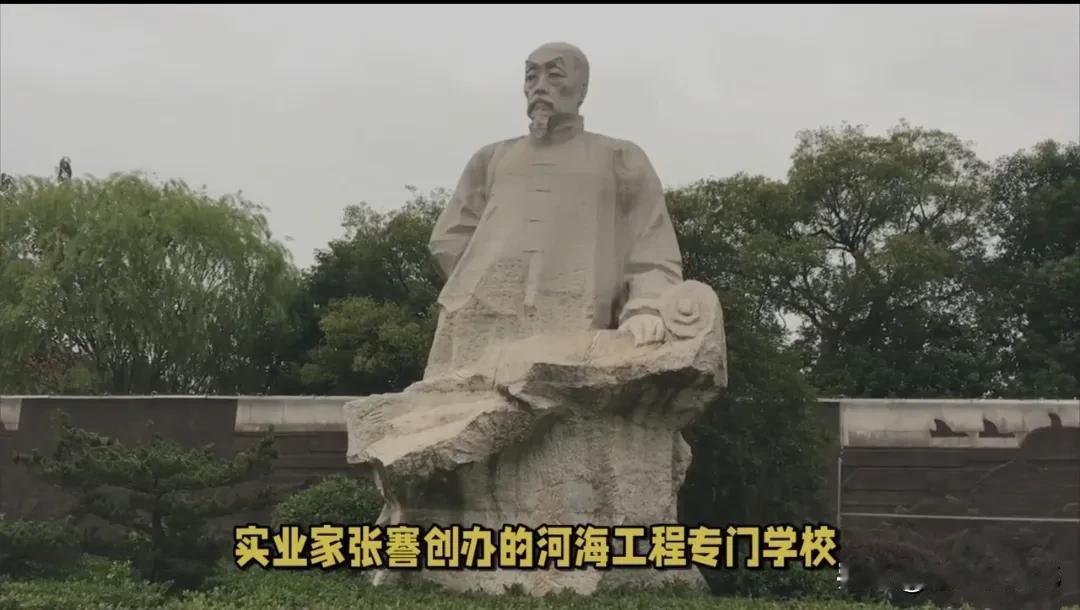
[344,281,726,596]
[377,408,705,594]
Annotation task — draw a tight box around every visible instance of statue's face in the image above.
[524,47,584,119]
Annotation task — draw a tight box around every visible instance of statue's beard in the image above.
[529,108,551,139]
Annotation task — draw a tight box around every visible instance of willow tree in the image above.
[0,172,301,394]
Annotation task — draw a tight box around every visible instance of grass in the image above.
[0,558,916,610]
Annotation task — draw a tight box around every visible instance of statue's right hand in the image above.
[618,313,666,346]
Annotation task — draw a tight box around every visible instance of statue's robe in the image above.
[426,116,682,378]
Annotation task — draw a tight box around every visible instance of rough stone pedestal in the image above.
[343,281,727,595]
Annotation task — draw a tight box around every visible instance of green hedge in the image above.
[271,474,383,527]
[0,515,82,578]
[0,560,902,610]
[0,557,170,610]
[709,564,839,601]
[0,565,894,608]
[171,569,888,610]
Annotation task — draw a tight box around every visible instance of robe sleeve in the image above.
[429,144,498,278]
[615,141,684,325]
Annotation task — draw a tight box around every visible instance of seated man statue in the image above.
[425,41,681,379]
[344,41,727,596]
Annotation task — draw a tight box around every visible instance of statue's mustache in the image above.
[528,98,553,113]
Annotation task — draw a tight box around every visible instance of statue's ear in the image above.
[578,83,588,108]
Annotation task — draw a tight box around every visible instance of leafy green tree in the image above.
[667,174,804,334]
[0,173,301,395]
[669,175,830,597]
[668,178,828,517]
[296,187,447,394]
[299,296,438,394]
[305,186,446,314]
[13,411,278,591]
[980,140,1079,398]
[781,121,991,397]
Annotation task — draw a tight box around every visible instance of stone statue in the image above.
[344,42,727,596]
[57,156,72,182]
[425,42,681,378]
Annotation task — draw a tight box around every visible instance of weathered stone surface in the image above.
[344,281,725,594]
[424,42,684,380]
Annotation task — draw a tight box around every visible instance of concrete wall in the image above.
[0,396,357,520]
[1,395,1077,607]
[830,399,1079,609]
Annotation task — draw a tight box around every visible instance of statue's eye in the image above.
[549,72,564,80]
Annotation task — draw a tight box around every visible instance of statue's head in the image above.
[524,42,589,124]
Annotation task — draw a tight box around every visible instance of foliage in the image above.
[296,186,447,394]
[306,186,447,313]
[779,121,993,398]
[299,296,438,394]
[0,558,895,610]
[667,174,801,335]
[6,126,1074,402]
[979,140,1079,398]
[0,515,82,578]
[669,178,831,598]
[271,474,383,528]
[171,563,874,610]
[676,333,828,531]
[12,411,279,591]
[715,565,840,601]
[667,122,1000,399]
[0,172,301,395]
[665,126,1078,403]
[0,557,170,610]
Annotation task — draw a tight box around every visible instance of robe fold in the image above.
[425,117,683,378]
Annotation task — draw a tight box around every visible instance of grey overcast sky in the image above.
[2,4,1078,269]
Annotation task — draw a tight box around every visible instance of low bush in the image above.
[0,557,170,610]
[0,559,907,610]
[0,515,82,578]
[271,474,382,527]
[170,565,884,610]
[167,565,371,610]
[708,563,840,601]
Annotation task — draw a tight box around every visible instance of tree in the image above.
[0,173,301,394]
[980,140,1079,398]
[780,121,992,397]
[668,178,828,517]
[13,411,278,591]
[295,187,447,394]
[305,186,446,314]
[668,177,830,596]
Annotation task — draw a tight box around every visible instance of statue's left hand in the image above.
[619,313,666,346]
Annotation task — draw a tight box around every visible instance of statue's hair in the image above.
[529,42,590,107]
